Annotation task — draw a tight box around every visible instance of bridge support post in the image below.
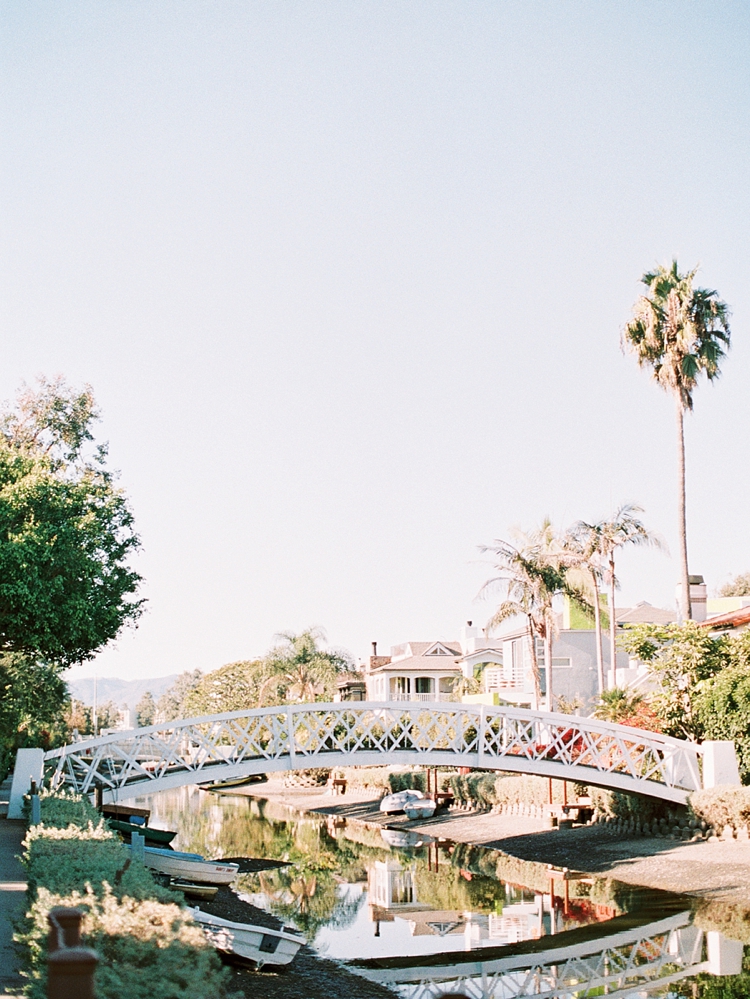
[702,741,741,788]
[285,706,297,771]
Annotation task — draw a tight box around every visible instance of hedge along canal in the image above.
[131,783,750,997]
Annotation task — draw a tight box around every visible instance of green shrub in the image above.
[589,787,673,823]
[20,885,229,999]
[33,787,102,828]
[17,791,231,998]
[24,823,174,902]
[689,786,750,831]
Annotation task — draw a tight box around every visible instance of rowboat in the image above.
[133,846,239,885]
[380,789,425,815]
[380,828,433,850]
[170,880,219,900]
[191,909,305,969]
[404,798,437,820]
[108,818,177,845]
[206,774,266,791]
[102,804,151,822]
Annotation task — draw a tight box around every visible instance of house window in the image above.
[552,658,572,668]
[414,677,433,696]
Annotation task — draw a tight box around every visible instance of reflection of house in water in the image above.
[367,859,563,949]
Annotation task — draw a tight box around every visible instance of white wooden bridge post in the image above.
[285,706,298,772]
[702,741,740,788]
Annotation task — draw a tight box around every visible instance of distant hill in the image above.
[67,675,181,717]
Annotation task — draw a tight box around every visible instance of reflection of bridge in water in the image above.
[354,912,744,998]
[42,701,731,804]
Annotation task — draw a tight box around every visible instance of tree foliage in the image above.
[258,628,354,704]
[718,573,750,598]
[135,691,156,728]
[182,662,262,716]
[154,670,203,722]
[0,378,144,666]
[619,622,730,740]
[623,261,731,620]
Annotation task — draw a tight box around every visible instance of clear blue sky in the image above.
[1,2,749,680]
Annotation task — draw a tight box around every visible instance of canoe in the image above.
[170,880,219,900]
[380,789,424,815]
[191,909,305,969]
[108,819,177,844]
[133,846,239,885]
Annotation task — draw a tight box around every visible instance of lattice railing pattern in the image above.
[43,702,703,801]
[370,914,703,999]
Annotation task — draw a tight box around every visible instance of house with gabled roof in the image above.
[365,639,464,703]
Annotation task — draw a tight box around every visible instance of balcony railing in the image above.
[389,692,456,703]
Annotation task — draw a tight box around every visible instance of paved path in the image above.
[0,774,25,997]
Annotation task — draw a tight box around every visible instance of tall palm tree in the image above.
[563,523,606,696]
[623,261,730,620]
[597,504,665,686]
[481,521,567,711]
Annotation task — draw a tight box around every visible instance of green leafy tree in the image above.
[623,262,730,620]
[0,377,144,666]
[719,573,750,598]
[259,628,354,704]
[135,691,156,728]
[182,661,263,716]
[0,654,68,751]
[620,622,731,739]
[154,670,203,722]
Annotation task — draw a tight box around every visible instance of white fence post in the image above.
[8,748,45,819]
[702,741,741,788]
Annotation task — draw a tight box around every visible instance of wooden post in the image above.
[95,786,103,811]
[31,795,41,825]
[48,908,83,953]
[47,948,98,999]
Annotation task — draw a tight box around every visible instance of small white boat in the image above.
[404,798,437,820]
[133,846,239,885]
[379,789,424,815]
[191,908,305,968]
[380,828,433,850]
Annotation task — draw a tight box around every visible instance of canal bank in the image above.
[228,779,750,906]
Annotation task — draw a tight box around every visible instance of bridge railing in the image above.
[43,702,706,803]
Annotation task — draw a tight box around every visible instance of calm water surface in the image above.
[133,785,750,997]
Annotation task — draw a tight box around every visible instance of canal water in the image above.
[136,786,750,997]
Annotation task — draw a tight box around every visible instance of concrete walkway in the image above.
[0,775,26,997]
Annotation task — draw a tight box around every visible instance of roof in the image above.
[369,640,462,673]
[616,602,677,625]
[699,606,750,631]
[390,641,461,660]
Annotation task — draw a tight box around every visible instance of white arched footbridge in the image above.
[43,702,735,805]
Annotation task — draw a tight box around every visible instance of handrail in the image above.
[43,701,707,804]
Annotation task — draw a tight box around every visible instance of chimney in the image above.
[372,641,377,656]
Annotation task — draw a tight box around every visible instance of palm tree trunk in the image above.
[544,627,553,712]
[527,618,541,710]
[608,554,617,689]
[591,570,604,696]
[676,403,692,620]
